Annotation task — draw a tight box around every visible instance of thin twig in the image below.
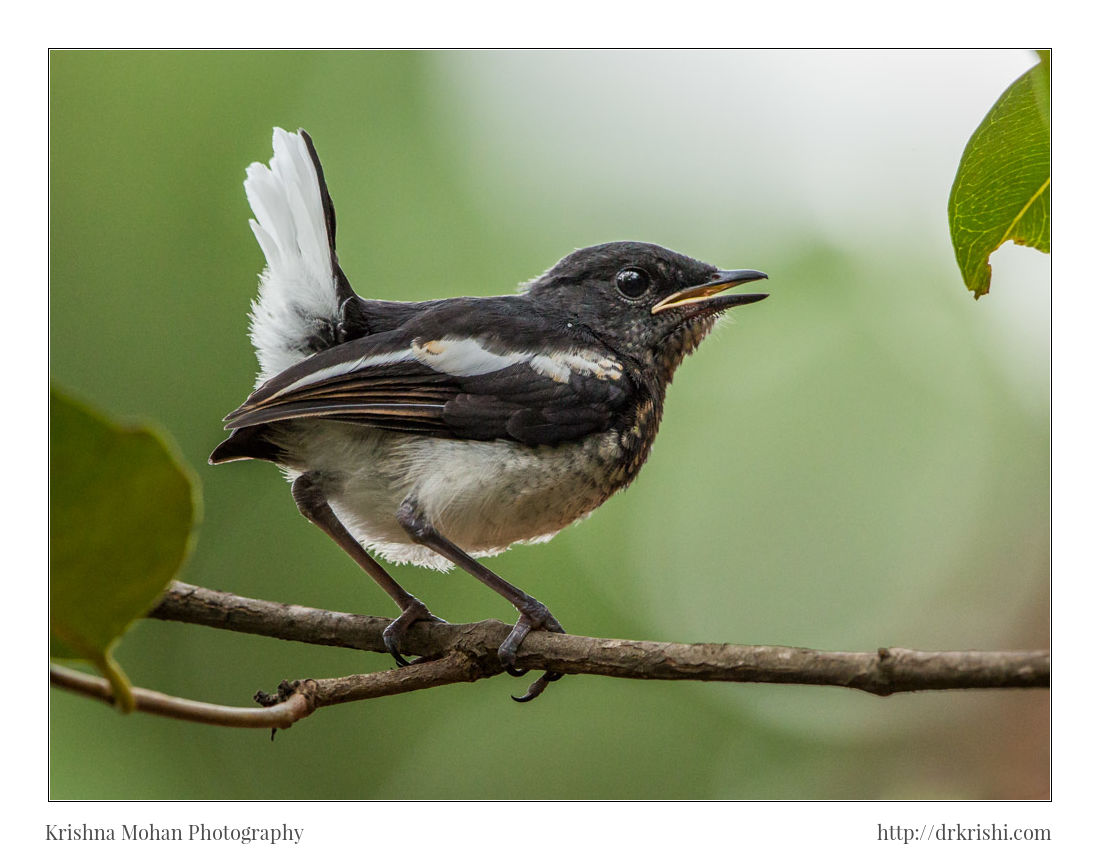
[50,651,486,730]
[50,663,314,729]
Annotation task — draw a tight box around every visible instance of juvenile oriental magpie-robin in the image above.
[210,128,768,701]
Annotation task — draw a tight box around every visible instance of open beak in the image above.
[651,269,768,314]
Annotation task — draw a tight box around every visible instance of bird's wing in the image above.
[221,328,633,447]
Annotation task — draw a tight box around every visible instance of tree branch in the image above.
[150,581,1049,696]
[53,581,1048,730]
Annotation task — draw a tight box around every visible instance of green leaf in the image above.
[948,52,1050,298]
[50,388,199,711]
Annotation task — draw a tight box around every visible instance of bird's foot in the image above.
[499,601,565,702]
[383,599,446,667]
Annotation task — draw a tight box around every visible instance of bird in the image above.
[210,127,768,701]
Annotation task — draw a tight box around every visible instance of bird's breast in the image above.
[391,431,630,547]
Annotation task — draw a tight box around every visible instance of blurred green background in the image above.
[49,50,1049,799]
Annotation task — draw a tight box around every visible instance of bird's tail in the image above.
[244,128,351,384]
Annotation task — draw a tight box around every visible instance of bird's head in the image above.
[525,241,767,381]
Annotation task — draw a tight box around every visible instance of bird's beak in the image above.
[651,269,769,314]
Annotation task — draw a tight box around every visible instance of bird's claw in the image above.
[498,605,565,702]
[382,599,445,667]
[512,670,564,703]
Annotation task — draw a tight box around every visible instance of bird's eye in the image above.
[615,267,651,299]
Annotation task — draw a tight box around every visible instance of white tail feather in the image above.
[245,128,341,383]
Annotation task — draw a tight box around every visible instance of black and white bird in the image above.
[211,128,767,700]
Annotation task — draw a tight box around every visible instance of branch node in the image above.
[870,647,900,697]
[255,678,310,707]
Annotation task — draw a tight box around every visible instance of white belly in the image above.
[271,422,620,570]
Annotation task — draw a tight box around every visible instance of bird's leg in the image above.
[395,499,564,702]
[291,473,443,666]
